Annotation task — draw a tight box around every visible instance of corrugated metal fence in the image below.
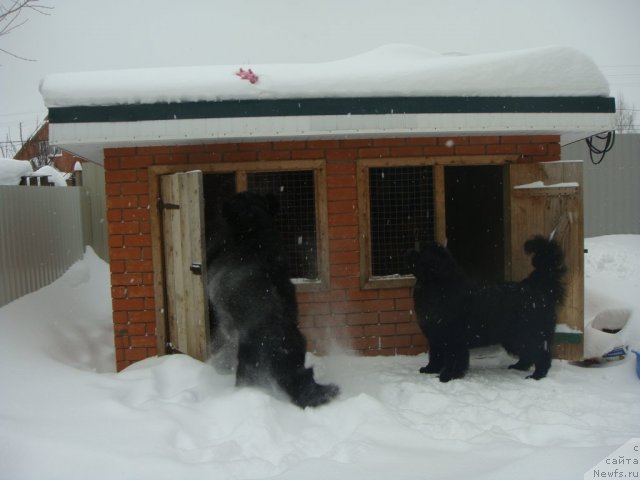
[562,133,640,237]
[0,162,108,307]
[80,162,108,263]
[0,186,85,306]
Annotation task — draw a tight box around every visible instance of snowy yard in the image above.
[1,236,638,480]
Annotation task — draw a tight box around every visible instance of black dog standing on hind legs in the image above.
[408,236,566,382]
[205,191,339,408]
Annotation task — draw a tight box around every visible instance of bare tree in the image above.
[0,0,51,61]
[615,95,636,134]
[1,137,18,157]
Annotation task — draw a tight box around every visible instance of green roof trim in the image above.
[48,96,615,124]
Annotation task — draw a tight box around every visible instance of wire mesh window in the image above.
[247,170,318,280]
[369,166,435,276]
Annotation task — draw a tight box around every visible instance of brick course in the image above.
[105,135,561,371]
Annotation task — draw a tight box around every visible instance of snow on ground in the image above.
[0,237,639,480]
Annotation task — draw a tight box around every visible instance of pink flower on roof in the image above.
[235,68,259,84]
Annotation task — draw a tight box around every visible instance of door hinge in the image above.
[158,198,180,210]
[166,343,183,354]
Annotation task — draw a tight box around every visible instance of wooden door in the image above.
[507,161,584,361]
[160,171,209,361]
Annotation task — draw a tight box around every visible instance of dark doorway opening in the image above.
[444,165,505,282]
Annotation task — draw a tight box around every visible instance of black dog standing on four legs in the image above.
[408,236,566,382]
[206,192,339,408]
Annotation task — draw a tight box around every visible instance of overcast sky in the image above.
[1,0,639,152]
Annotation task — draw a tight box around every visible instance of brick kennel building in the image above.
[40,46,615,371]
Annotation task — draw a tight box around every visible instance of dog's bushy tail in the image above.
[524,235,567,306]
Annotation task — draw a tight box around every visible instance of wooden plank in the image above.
[431,154,519,166]
[149,170,168,355]
[434,165,447,245]
[236,171,248,192]
[508,162,584,361]
[357,159,372,288]
[180,171,209,361]
[314,165,331,290]
[355,155,519,169]
[512,187,578,197]
[160,174,185,353]
[150,159,326,176]
[356,157,435,168]
[159,171,209,361]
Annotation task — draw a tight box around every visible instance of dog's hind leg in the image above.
[235,339,264,387]
[517,334,553,379]
[420,345,444,374]
[439,346,469,382]
[505,334,542,376]
[508,357,533,372]
[268,325,340,408]
[528,348,552,380]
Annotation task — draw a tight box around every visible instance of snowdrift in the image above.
[0,237,638,480]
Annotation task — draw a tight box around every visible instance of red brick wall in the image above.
[105,135,560,371]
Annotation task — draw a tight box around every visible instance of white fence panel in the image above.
[81,162,108,262]
[562,133,640,237]
[0,186,85,306]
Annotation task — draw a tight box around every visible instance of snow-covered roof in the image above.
[0,158,69,187]
[33,165,68,187]
[0,158,33,186]
[41,45,609,106]
[40,45,616,164]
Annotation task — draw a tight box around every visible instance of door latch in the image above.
[190,263,203,275]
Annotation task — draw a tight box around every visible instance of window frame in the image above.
[357,157,445,289]
[357,155,520,289]
[150,159,329,293]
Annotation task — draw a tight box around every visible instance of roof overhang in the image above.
[47,96,616,165]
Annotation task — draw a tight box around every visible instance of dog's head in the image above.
[221,192,280,236]
[407,243,457,281]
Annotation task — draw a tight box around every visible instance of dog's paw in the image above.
[439,372,459,383]
[526,372,546,380]
[438,369,465,383]
[293,382,340,408]
[419,364,441,374]
[508,361,531,372]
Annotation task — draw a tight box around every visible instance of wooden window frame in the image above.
[149,160,329,295]
[357,155,518,289]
